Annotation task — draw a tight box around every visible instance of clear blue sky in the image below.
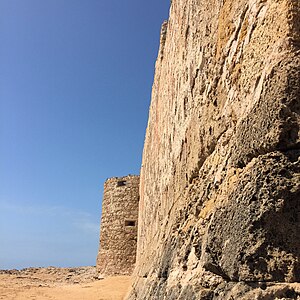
[0,0,170,269]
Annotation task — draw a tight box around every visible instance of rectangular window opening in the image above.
[125,220,136,227]
[117,180,126,187]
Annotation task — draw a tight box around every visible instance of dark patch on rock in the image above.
[202,151,300,282]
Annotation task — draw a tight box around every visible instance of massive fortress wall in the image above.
[97,175,139,276]
[129,0,300,299]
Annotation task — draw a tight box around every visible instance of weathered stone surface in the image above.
[202,151,300,282]
[97,175,139,276]
[127,0,300,298]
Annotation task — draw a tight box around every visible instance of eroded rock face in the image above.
[202,151,300,283]
[128,0,300,298]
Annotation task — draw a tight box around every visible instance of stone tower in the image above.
[97,175,139,276]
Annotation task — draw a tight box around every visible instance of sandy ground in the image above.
[0,267,132,300]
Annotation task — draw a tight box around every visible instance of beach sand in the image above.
[0,267,132,300]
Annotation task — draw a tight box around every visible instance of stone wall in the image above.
[97,175,139,276]
[128,0,300,299]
